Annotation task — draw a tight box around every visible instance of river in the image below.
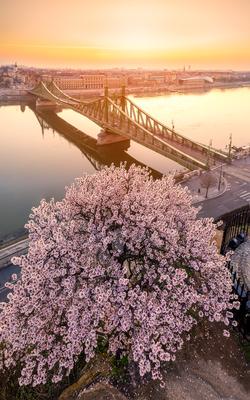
[0,86,249,241]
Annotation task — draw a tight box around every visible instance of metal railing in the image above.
[216,205,250,340]
[219,204,250,255]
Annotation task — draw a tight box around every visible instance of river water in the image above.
[0,86,250,240]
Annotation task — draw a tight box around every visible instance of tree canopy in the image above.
[0,165,237,386]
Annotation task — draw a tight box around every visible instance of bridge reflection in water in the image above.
[30,105,162,178]
[30,81,229,171]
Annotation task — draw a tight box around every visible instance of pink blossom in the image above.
[0,165,234,386]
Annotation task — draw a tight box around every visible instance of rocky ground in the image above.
[60,321,250,400]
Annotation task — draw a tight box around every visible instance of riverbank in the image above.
[171,80,250,92]
[1,80,250,102]
[0,228,28,250]
[64,80,250,98]
[0,88,33,102]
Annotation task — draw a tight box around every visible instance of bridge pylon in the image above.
[104,86,109,123]
[121,85,126,112]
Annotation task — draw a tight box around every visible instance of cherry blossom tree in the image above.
[0,165,238,386]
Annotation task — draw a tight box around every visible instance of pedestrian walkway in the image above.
[183,170,227,204]
[238,189,250,203]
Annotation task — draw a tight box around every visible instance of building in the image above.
[147,74,166,84]
[44,74,105,90]
[80,74,104,89]
[178,76,214,88]
[104,75,127,88]
[0,64,26,88]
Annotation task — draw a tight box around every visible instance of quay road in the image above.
[198,156,250,219]
[0,238,28,302]
[0,156,249,302]
[0,238,29,269]
[0,264,20,302]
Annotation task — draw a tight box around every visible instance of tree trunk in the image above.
[59,354,111,400]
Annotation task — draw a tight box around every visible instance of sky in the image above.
[1,0,250,70]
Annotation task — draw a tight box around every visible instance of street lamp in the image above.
[206,138,213,168]
[218,164,223,191]
[228,133,232,162]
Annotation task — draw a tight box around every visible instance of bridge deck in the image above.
[106,110,216,166]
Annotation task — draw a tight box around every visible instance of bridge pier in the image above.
[97,138,130,154]
[97,129,130,146]
[35,98,62,111]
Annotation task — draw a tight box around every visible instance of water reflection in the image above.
[31,106,162,177]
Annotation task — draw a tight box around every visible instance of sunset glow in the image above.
[1,0,250,69]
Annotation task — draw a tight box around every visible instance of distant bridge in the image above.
[29,81,229,170]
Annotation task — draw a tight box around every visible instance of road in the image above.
[0,237,28,269]
[0,264,20,302]
[0,238,28,302]
[198,157,250,219]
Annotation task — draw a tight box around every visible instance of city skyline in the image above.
[1,0,250,70]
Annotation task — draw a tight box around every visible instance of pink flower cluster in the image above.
[0,165,237,386]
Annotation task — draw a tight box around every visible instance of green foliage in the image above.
[111,354,129,378]
[183,265,195,278]
[97,335,109,354]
